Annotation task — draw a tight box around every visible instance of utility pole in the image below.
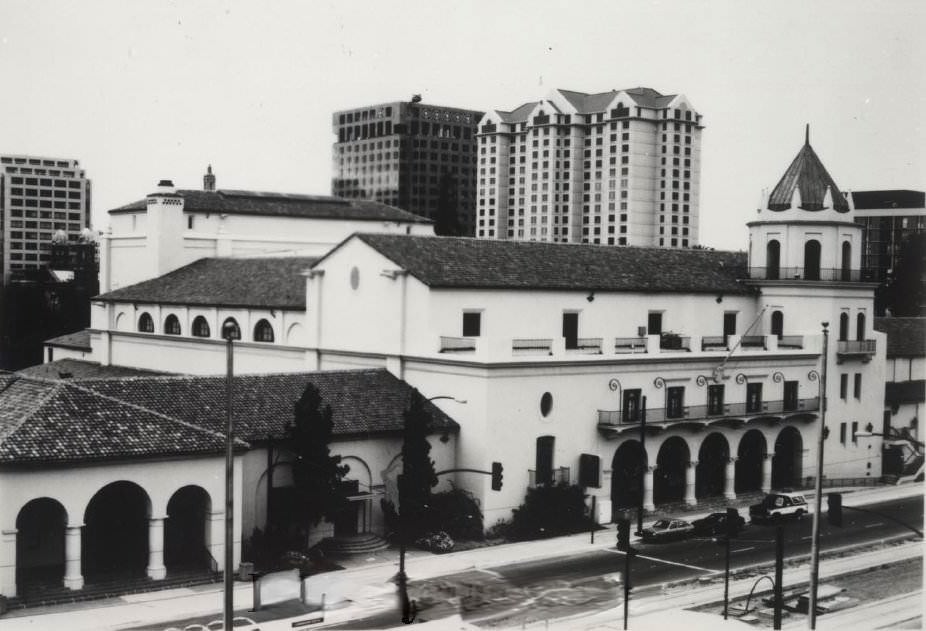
[223,324,236,631]
[637,396,647,535]
[774,524,784,630]
[808,322,829,629]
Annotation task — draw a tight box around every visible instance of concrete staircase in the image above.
[321,533,390,556]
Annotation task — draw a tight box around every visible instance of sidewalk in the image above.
[0,482,921,631]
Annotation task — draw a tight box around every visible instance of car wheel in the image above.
[794,509,805,519]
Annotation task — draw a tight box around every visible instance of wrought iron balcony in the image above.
[439,336,476,353]
[528,466,570,488]
[747,267,876,282]
[597,397,820,427]
[513,338,553,355]
[566,337,603,354]
[614,337,648,354]
[659,333,691,352]
[701,336,728,351]
[837,339,877,362]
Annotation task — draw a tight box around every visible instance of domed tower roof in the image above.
[767,126,849,213]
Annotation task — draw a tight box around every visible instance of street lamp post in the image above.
[808,322,829,630]
[222,322,237,631]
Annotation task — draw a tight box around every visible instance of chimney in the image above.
[156,179,176,194]
[203,165,216,192]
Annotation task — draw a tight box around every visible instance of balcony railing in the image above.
[748,267,876,282]
[778,335,804,349]
[837,339,877,359]
[614,337,648,354]
[659,334,691,352]
[701,336,728,350]
[597,397,820,426]
[513,338,553,354]
[528,466,571,488]
[566,337,603,354]
[740,335,766,349]
[439,336,476,353]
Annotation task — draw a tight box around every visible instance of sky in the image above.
[0,0,923,251]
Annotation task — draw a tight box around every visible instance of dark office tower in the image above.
[0,154,92,284]
[332,99,484,236]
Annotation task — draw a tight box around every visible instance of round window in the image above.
[350,266,360,290]
[540,392,553,417]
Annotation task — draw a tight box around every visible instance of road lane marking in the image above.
[732,546,755,553]
[605,548,712,572]
[864,522,885,528]
[801,535,813,540]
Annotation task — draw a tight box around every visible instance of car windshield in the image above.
[652,520,672,528]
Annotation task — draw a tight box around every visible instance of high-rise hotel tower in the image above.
[475,87,702,247]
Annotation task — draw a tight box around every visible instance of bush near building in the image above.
[504,483,594,541]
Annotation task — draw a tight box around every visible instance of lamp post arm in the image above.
[842,504,923,538]
[435,467,491,476]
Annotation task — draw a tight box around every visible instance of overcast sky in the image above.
[1,0,922,250]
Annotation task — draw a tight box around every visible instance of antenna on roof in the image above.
[805,124,810,146]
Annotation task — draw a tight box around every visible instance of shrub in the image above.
[507,483,593,541]
[415,531,454,554]
[426,487,484,541]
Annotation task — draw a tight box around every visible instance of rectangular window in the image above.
[746,383,763,413]
[562,312,579,349]
[707,385,725,415]
[666,386,685,419]
[840,374,848,400]
[623,389,642,424]
[784,381,799,411]
[854,373,862,399]
[462,312,481,337]
[840,422,847,444]
[851,421,858,443]
[647,311,663,335]
[723,312,737,340]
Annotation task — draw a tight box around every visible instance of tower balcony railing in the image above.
[512,338,553,355]
[566,337,603,354]
[597,397,820,427]
[439,336,477,353]
[614,337,648,354]
[747,267,876,282]
[837,339,877,362]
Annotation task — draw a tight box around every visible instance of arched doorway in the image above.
[839,313,849,341]
[16,498,67,593]
[736,430,767,493]
[655,437,689,504]
[841,242,852,281]
[165,486,212,573]
[83,481,151,580]
[856,313,866,341]
[772,427,804,489]
[804,240,821,280]
[771,311,784,338]
[766,240,781,280]
[696,433,729,499]
[611,440,647,518]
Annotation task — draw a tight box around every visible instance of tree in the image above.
[286,384,350,526]
[399,391,439,536]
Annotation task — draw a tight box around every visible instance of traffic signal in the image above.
[616,518,631,551]
[827,492,843,527]
[491,461,503,491]
[726,507,740,539]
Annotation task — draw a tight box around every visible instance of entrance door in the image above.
[536,436,555,486]
[723,312,737,344]
[562,313,578,350]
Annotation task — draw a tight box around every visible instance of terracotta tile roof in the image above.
[80,369,458,443]
[874,317,926,358]
[339,234,750,294]
[109,189,432,224]
[768,139,849,212]
[17,359,170,380]
[0,376,230,464]
[44,330,91,351]
[0,369,458,465]
[492,87,678,124]
[95,257,316,308]
[885,380,925,406]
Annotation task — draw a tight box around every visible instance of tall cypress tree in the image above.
[286,383,350,526]
[399,391,439,535]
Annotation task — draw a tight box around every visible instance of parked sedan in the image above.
[691,510,747,537]
[640,518,694,542]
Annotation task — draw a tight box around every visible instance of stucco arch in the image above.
[655,436,690,504]
[610,439,648,515]
[16,498,68,592]
[695,432,730,498]
[114,311,128,331]
[286,322,306,345]
[340,455,372,490]
[82,481,152,578]
[165,485,212,571]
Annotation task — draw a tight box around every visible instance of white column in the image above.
[64,524,84,590]
[643,466,656,512]
[0,529,17,598]
[762,453,773,493]
[724,457,738,500]
[209,511,225,572]
[685,461,698,506]
[147,517,166,580]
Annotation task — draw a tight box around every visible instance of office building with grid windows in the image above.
[849,189,925,286]
[0,154,91,284]
[331,99,484,236]
[475,87,702,247]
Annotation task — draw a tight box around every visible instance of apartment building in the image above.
[0,154,91,283]
[475,87,702,247]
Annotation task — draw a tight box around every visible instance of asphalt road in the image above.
[325,495,923,628]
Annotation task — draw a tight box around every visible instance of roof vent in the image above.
[156,179,176,194]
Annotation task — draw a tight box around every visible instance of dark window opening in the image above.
[707,385,724,416]
[563,312,578,349]
[666,386,685,419]
[746,383,763,413]
[462,312,481,337]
